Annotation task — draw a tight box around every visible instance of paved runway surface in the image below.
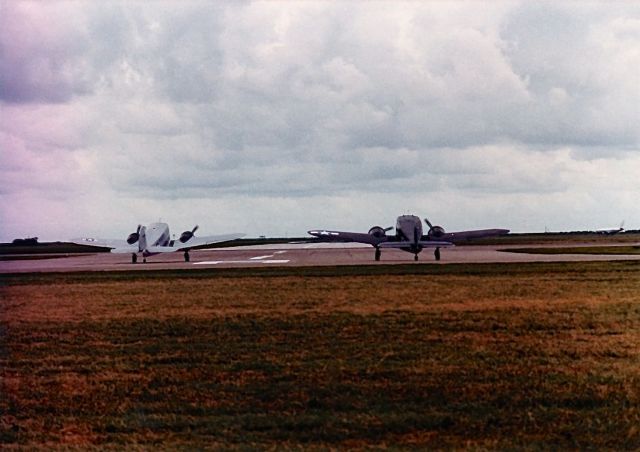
[1,242,639,273]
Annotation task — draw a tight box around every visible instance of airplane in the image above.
[308,214,510,261]
[71,223,245,263]
[594,221,625,235]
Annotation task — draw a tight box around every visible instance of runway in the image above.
[1,242,639,273]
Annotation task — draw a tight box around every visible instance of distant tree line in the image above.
[11,237,39,246]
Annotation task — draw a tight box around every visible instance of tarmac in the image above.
[1,242,639,274]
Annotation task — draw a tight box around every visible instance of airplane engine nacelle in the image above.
[368,226,388,239]
[428,226,446,238]
[126,232,139,244]
[179,230,194,243]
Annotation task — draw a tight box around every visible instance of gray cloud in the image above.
[500,3,640,149]
[1,1,639,240]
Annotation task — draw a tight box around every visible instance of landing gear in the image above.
[414,253,419,261]
[143,257,147,263]
[184,250,190,262]
[434,247,441,261]
[375,248,381,261]
[131,253,137,264]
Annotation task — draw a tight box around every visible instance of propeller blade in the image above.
[424,218,434,229]
[136,224,142,234]
[384,226,393,232]
[192,225,199,234]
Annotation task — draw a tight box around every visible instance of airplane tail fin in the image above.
[138,226,147,253]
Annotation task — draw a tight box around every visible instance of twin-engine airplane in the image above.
[309,215,509,261]
[71,223,244,263]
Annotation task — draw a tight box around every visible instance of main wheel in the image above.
[143,257,147,263]
[434,247,441,261]
[184,251,190,262]
[375,248,381,261]
[131,253,137,264]
[414,254,418,261]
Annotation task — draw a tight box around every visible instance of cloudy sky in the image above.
[1,1,639,241]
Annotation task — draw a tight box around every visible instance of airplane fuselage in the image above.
[395,215,424,254]
[142,222,171,256]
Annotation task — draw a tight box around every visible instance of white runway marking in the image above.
[246,251,287,260]
[194,260,290,265]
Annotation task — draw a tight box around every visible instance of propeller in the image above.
[126,224,142,245]
[424,218,445,238]
[179,225,199,243]
[368,226,393,239]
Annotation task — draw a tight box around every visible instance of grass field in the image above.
[1,262,639,448]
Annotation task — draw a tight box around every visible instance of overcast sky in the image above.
[1,1,639,241]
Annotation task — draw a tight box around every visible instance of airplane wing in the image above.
[69,237,132,250]
[431,228,509,242]
[168,233,245,251]
[308,230,383,246]
[380,241,453,249]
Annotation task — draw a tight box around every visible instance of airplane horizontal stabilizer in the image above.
[69,237,129,249]
[379,241,453,249]
[146,246,176,253]
[111,246,138,254]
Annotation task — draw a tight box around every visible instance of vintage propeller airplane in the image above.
[71,222,244,263]
[309,214,509,261]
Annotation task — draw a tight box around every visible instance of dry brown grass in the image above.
[1,262,639,448]
[3,269,638,322]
